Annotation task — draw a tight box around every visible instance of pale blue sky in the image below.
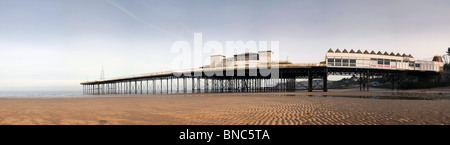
[0,0,449,90]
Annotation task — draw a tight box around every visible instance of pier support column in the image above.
[153,79,156,94]
[134,81,137,95]
[204,78,208,93]
[128,81,131,94]
[361,73,366,91]
[140,80,143,94]
[361,71,370,92]
[221,79,224,93]
[197,77,201,93]
[308,71,313,92]
[366,70,370,91]
[323,75,328,92]
[191,77,194,93]
[183,78,187,93]
[97,84,100,95]
[359,72,362,91]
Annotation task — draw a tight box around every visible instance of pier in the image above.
[80,64,440,95]
[81,49,444,95]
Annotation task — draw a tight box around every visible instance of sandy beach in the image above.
[0,88,449,125]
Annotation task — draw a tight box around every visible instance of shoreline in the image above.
[2,87,450,100]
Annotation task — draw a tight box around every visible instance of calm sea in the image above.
[0,90,195,99]
[0,90,85,99]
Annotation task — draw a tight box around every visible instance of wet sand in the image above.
[0,88,449,125]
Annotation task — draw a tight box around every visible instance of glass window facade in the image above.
[342,59,349,66]
[378,58,383,65]
[335,59,342,66]
[384,59,390,65]
[350,59,356,66]
[327,59,334,66]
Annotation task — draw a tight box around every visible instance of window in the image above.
[415,64,420,67]
[342,59,349,66]
[384,59,390,65]
[371,58,377,61]
[378,58,383,65]
[327,59,334,66]
[409,62,415,67]
[350,59,356,66]
[335,59,342,66]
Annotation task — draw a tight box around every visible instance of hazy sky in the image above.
[0,0,449,91]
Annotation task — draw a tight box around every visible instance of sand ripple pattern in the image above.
[0,94,449,125]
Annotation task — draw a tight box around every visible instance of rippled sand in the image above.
[0,91,449,125]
